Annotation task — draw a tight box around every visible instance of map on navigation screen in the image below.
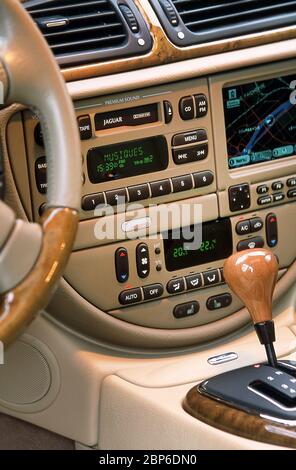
[223,74,296,169]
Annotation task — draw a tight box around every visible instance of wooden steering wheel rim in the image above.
[0,1,81,346]
[0,208,78,346]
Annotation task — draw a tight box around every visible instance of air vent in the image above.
[150,0,296,47]
[24,0,152,67]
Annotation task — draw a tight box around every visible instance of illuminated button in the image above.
[273,192,285,203]
[272,181,284,191]
[257,195,273,206]
[136,243,150,278]
[236,220,251,236]
[266,213,278,248]
[119,288,142,305]
[179,96,194,120]
[35,157,47,194]
[128,184,150,202]
[288,189,296,198]
[171,174,193,193]
[194,94,208,118]
[193,171,214,188]
[143,284,164,300]
[164,101,173,124]
[173,143,208,165]
[229,183,251,212]
[81,193,105,211]
[172,129,207,147]
[105,188,128,206]
[257,185,269,195]
[77,115,92,140]
[115,247,129,283]
[203,269,220,287]
[185,273,203,291]
[150,179,171,197]
[250,217,264,233]
[167,278,185,294]
[206,293,232,311]
[237,236,264,252]
[173,301,200,319]
[287,177,296,187]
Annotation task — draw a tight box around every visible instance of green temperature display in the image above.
[164,220,233,272]
[87,136,168,183]
[172,239,217,259]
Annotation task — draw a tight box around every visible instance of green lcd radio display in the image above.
[87,136,168,183]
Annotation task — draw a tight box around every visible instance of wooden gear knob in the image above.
[224,249,278,325]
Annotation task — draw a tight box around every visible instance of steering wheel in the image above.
[0,1,81,346]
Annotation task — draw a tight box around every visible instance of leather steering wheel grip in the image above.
[0,0,81,345]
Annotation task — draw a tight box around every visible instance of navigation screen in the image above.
[223,74,296,169]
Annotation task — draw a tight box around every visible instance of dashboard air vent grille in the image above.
[150,0,296,47]
[24,0,152,67]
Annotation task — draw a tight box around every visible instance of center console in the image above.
[21,59,296,339]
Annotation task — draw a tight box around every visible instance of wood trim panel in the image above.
[0,207,78,346]
[61,0,296,82]
[184,386,296,449]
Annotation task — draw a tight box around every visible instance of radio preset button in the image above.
[173,143,208,165]
[150,179,171,197]
[167,278,185,294]
[193,171,214,188]
[173,301,200,319]
[171,174,193,193]
[185,273,203,291]
[105,188,128,206]
[128,184,150,202]
[172,129,207,147]
[194,94,208,118]
[287,177,296,187]
[119,288,142,305]
[257,185,269,195]
[250,217,264,233]
[77,115,92,140]
[237,236,264,252]
[236,220,251,236]
[258,195,273,206]
[115,247,129,283]
[82,193,105,211]
[203,269,220,287]
[207,293,232,311]
[179,96,195,120]
[229,183,251,212]
[136,243,150,278]
[164,101,173,124]
[143,284,164,300]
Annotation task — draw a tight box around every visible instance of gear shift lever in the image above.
[224,249,278,368]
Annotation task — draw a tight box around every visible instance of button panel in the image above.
[173,143,208,165]
[229,183,251,212]
[81,170,214,211]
